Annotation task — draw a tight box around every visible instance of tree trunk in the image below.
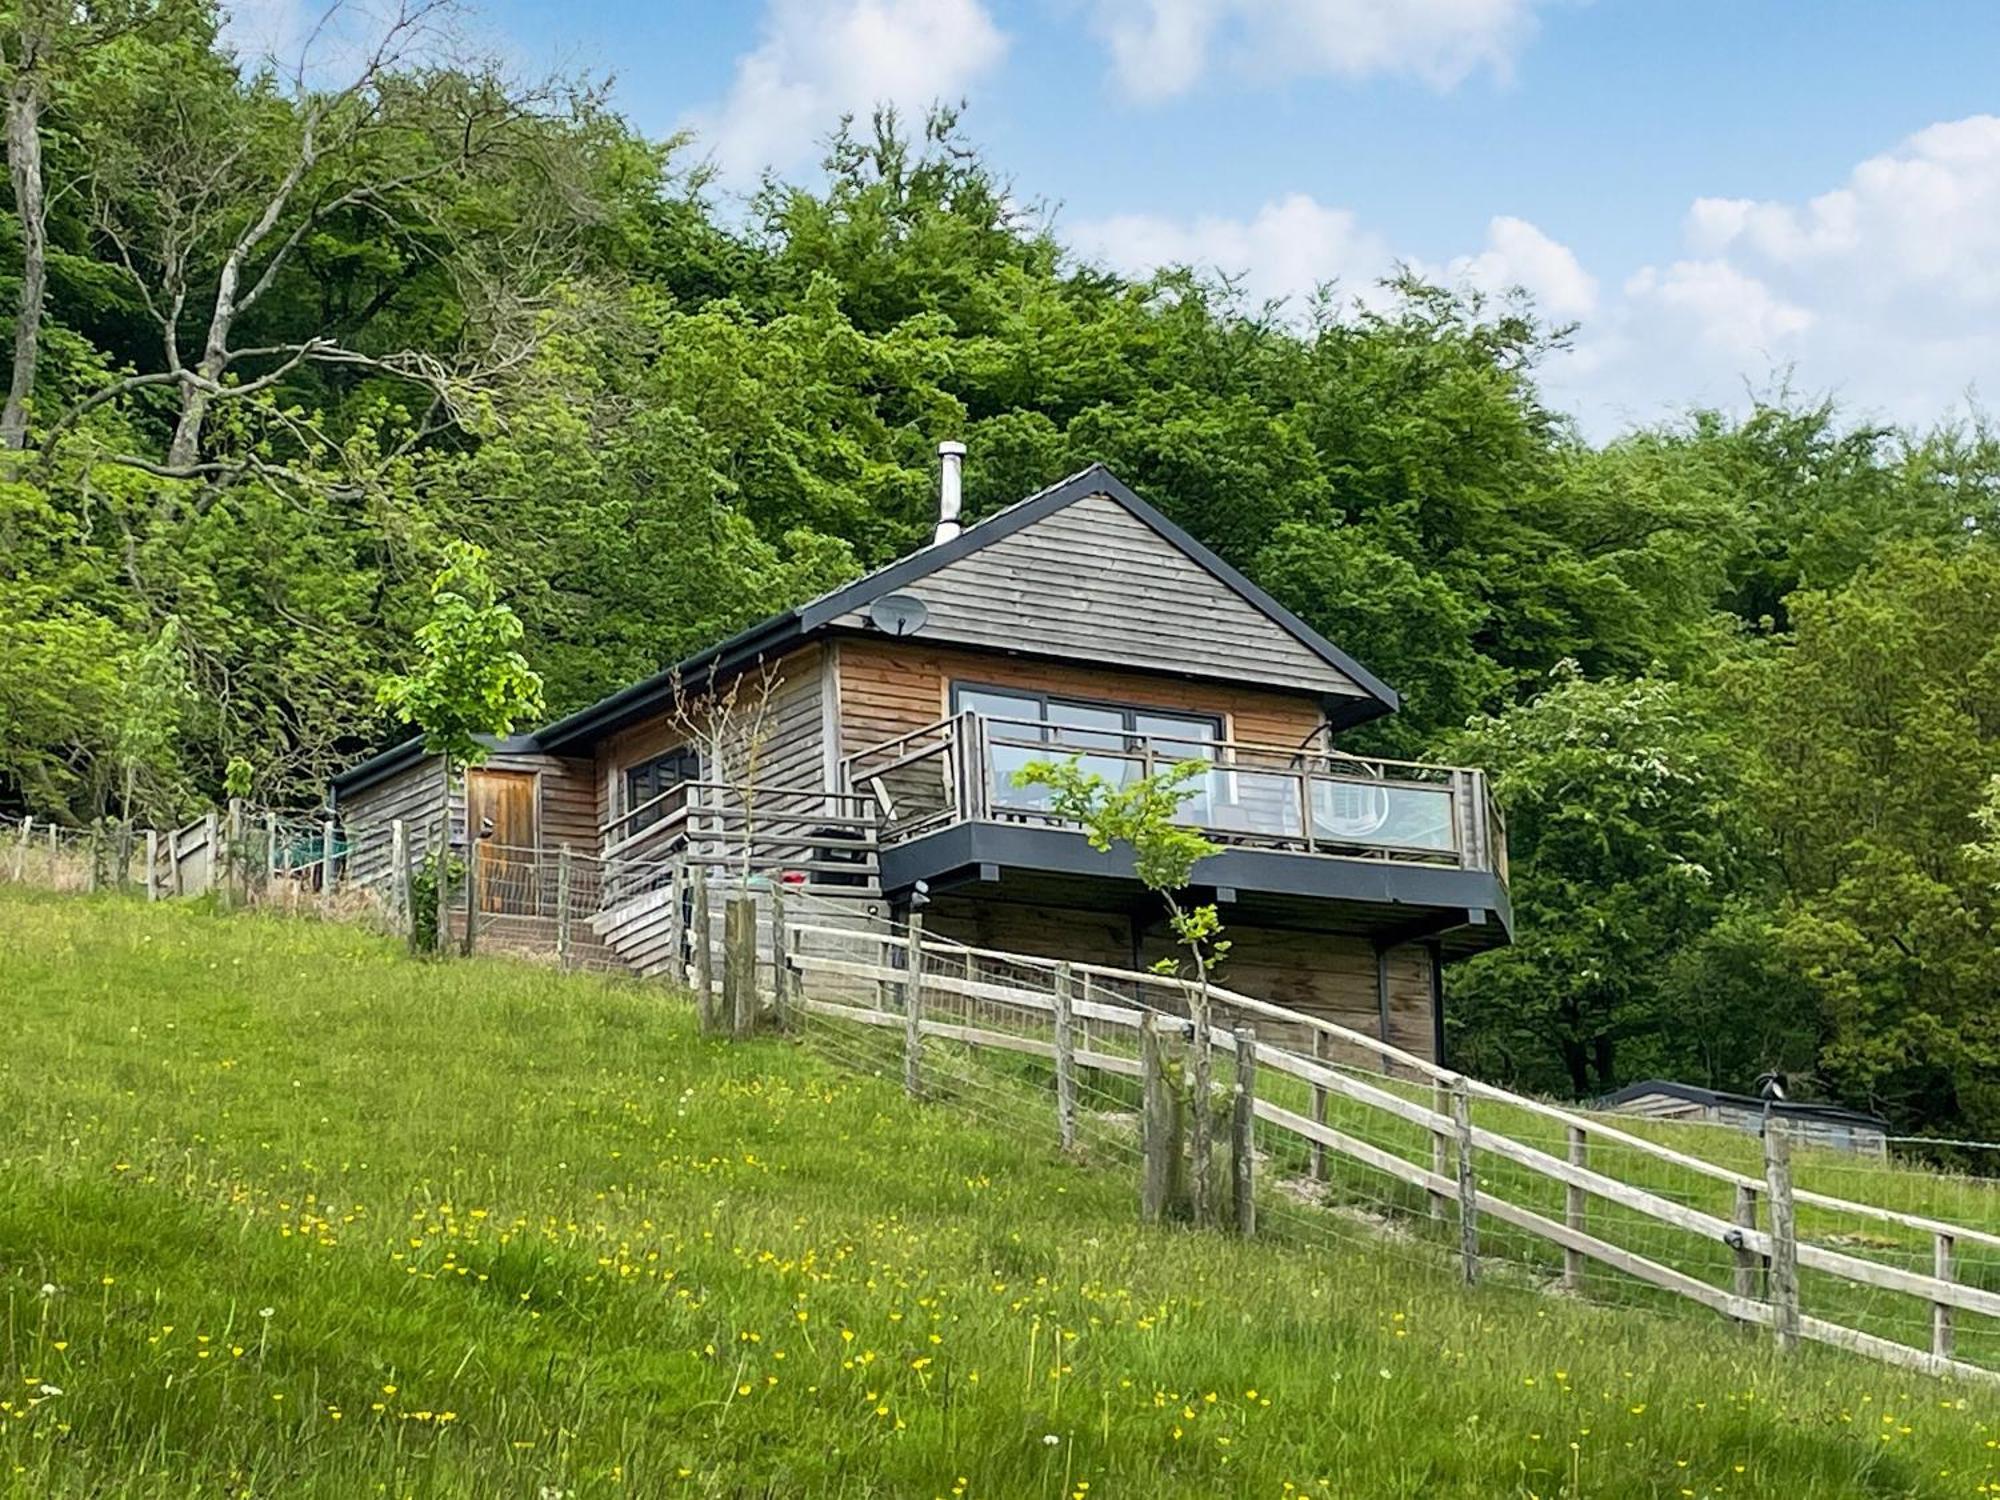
[2,64,45,450]
[166,366,218,468]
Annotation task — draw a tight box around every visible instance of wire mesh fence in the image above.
[13,803,2000,1387]
[776,886,2000,1388]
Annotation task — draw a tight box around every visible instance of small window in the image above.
[625,747,702,833]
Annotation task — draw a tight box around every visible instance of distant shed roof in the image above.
[1595,1078,1889,1132]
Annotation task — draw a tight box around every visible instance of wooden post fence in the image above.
[204,811,220,897]
[1451,1077,1478,1285]
[1732,1183,1760,1317]
[902,912,926,1098]
[725,892,757,1038]
[1764,1116,1800,1352]
[1935,1232,1957,1362]
[86,820,102,892]
[320,817,336,914]
[115,823,133,892]
[555,844,573,972]
[691,864,715,1033]
[170,825,184,897]
[264,810,279,894]
[224,798,243,901]
[769,883,791,1029]
[461,837,480,957]
[1231,1026,1257,1238]
[1565,1126,1589,1293]
[11,816,30,882]
[1139,1013,1176,1225]
[1429,1079,1452,1221]
[1308,1031,1328,1184]
[1052,962,1078,1152]
[145,829,160,901]
[391,820,413,948]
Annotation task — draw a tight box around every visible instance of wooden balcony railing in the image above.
[840,712,1508,878]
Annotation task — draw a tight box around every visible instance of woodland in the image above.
[3,0,1998,1139]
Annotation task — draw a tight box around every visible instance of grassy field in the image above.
[4,889,2000,1497]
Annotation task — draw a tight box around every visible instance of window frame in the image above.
[948,681,1224,750]
[622,745,703,833]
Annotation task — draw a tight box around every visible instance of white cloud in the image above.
[1070,117,2000,437]
[1092,0,1548,101]
[1442,214,1598,319]
[1068,192,1394,310]
[693,0,1008,182]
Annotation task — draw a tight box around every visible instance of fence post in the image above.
[691,864,716,1032]
[1451,1077,1478,1285]
[145,829,160,901]
[391,820,413,947]
[901,912,926,1098]
[1428,1080,1451,1221]
[1564,1126,1589,1293]
[320,817,337,913]
[460,837,480,956]
[1933,1231,1956,1362]
[1308,1030,1328,1184]
[1139,1013,1177,1225]
[724,892,757,1038]
[200,810,219,896]
[1230,1026,1257,1238]
[115,822,133,892]
[1052,962,1079,1152]
[1763,1116,1799,1353]
[87,820,103,892]
[1731,1183,1760,1316]
[11,816,29,882]
[224,797,243,901]
[768,881,790,1029]
[170,825,184,897]
[1189,986,1215,1225]
[668,861,687,985]
[264,810,279,895]
[555,844,574,972]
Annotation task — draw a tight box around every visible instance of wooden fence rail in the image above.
[782,906,2000,1388]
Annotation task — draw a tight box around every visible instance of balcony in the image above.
[841,713,1510,949]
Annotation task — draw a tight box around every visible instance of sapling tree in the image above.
[376,539,542,950]
[1013,755,1232,1222]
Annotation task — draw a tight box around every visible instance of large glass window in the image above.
[951,684,1221,816]
[623,746,701,834]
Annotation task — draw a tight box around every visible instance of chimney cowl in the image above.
[934,440,967,545]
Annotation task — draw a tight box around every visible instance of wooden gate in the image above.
[468,769,537,913]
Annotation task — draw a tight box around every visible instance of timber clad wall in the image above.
[833,638,1328,760]
[337,750,594,885]
[928,896,1438,1063]
[830,493,1368,702]
[593,646,828,828]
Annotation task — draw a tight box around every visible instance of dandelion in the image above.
[1043,1433,1062,1446]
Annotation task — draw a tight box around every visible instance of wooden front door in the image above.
[468,769,537,913]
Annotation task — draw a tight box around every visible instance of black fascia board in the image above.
[879,821,1510,940]
[327,730,536,804]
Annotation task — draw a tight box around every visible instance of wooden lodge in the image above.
[329,456,1512,1061]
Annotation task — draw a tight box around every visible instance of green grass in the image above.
[4,888,2000,1497]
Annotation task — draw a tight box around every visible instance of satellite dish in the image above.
[867,593,930,637]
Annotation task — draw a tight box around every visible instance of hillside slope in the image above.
[1,889,1995,1497]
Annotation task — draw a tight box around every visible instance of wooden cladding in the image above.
[835,638,1327,760]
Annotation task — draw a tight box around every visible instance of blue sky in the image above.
[446,1,2000,436]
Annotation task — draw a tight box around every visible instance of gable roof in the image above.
[1595,1079,1889,1131]
[336,463,1404,795]
[533,463,1398,752]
